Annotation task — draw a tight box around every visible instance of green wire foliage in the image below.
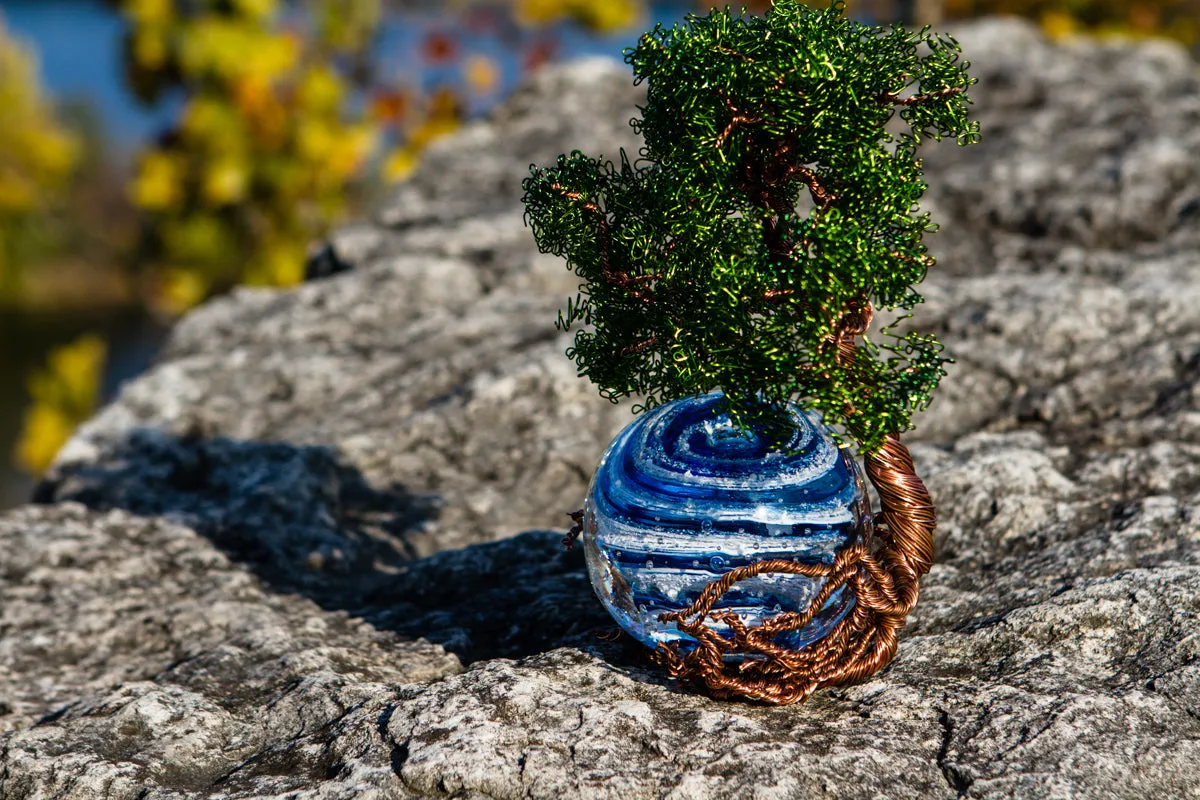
[522,0,979,453]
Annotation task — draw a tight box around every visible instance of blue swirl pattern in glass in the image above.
[582,392,872,653]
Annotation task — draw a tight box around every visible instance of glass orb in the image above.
[582,392,872,653]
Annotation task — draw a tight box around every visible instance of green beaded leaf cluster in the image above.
[522,0,979,453]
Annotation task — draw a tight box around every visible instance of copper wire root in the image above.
[563,509,585,549]
[649,433,935,704]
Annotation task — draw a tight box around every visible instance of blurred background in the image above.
[0,0,1197,510]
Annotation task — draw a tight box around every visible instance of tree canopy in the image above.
[523,0,979,453]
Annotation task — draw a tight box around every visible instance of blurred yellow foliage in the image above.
[121,0,671,314]
[13,334,107,475]
[944,0,1200,45]
[465,55,501,95]
[515,0,644,32]
[159,266,211,311]
[132,150,185,210]
[1039,9,1078,37]
[315,0,381,50]
[232,0,278,21]
[384,88,463,182]
[121,0,383,315]
[128,0,174,25]
[0,16,80,298]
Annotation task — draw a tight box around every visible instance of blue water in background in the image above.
[0,0,179,153]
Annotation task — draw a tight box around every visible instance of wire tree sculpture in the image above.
[523,0,980,703]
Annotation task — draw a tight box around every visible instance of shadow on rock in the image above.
[38,429,610,664]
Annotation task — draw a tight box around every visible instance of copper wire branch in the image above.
[715,94,764,150]
[563,509,585,549]
[889,250,934,267]
[747,132,836,211]
[620,337,660,358]
[790,165,837,210]
[877,86,964,107]
[551,183,656,305]
[714,45,755,63]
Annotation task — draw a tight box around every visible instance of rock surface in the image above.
[4,21,1200,800]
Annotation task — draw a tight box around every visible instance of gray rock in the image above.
[4,18,1200,800]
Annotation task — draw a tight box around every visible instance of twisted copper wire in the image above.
[647,301,937,704]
